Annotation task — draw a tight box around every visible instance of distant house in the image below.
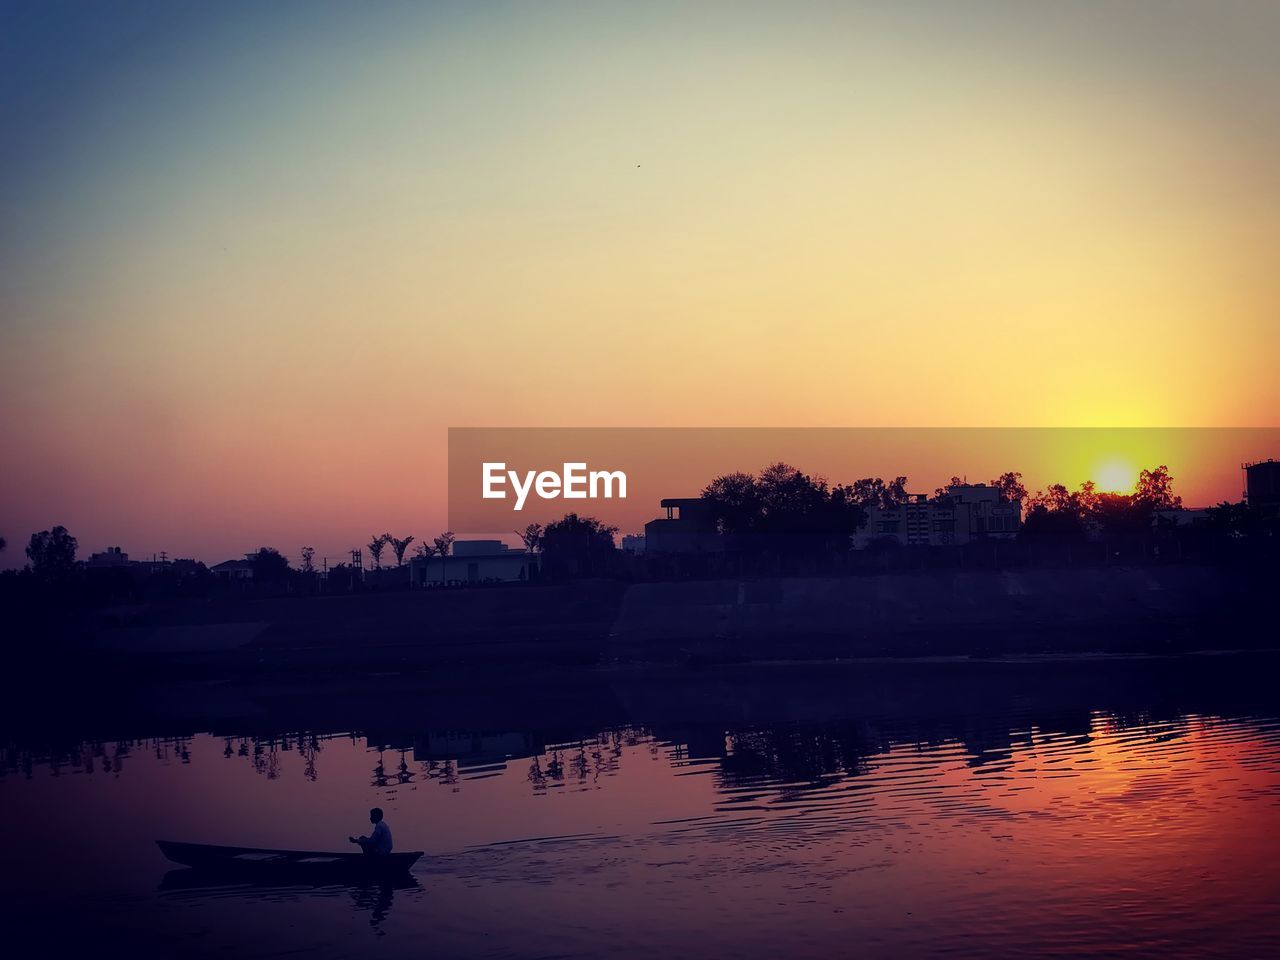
[853,483,1021,549]
[620,534,646,555]
[88,546,130,567]
[644,498,723,554]
[86,546,177,578]
[1153,507,1213,528]
[210,558,254,580]
[407,539,535,586]
[1245,459,1280,517]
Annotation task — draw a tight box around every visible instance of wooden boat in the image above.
[157,840,422,880]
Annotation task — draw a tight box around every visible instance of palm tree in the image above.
[367,533,390,570]
[515,524,541,580]
[515,523,542,554]
[432,531,456,585]
[412,542,435,589]
[390,535,415,567]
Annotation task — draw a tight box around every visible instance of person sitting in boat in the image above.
[349,807,393,855]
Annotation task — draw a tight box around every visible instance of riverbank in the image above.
[53,563,1268,680]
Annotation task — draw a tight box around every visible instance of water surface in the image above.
[3,690,1280,957]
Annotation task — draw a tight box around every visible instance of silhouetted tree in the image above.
[933,476,964,500]
[1205,500,1275,539]
[1207,501,1244,536]
[850,477,886,508]
[540,514,617,578]
[1027,481,1097,517]
[1021,503,1087,541]
[989,471,1028,505]
[515,523,543,553]
[1022,468,1181,546]
[367,533,390,570]
[250,547,291,585]
[849,476,909,510]
[26,526,77,581]
[756,462,821,531]
[702,472,762,534]
[1134,465,1181,510]
[300,546,316,574]
[432,532,456,585]
[1091,492,1141,538]
[1022,482,1093,542]
[753,462,863,537]
[389,535,415,567]
[701,463,866,565]
[412,542,435,586]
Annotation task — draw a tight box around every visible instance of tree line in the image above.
[3,460,1275,597]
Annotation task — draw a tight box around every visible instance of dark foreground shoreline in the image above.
[5,562,1274,751]
[34,562,1274,675]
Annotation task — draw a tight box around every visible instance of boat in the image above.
[157,840,423,880]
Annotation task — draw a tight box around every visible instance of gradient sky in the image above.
[2,1,1278,565]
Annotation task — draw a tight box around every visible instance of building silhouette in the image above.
[1245,459,1280,517]
[407,540,534,586]
[855,483,1021,548]
[644,498,722,555]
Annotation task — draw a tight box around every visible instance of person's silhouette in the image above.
[349,807,393,855]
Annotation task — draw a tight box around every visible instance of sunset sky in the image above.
[2,1,1278,565]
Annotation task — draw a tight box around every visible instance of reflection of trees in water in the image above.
[527,755,547,791]
[0,736,184,779]
[2,728,645,789]
[214,733,331,781]
[525,730,634,793]
[252,740,282,780]
[570,744,589,781]
[302,735,320,782]
[415,758,459,790]
[1,710,1211,792]
[720,724,875,790]
[588,730,627,783]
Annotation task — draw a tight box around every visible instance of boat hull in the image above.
[157,840,422,880]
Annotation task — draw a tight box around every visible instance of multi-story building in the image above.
[853,483,1021,548]
[88,546,130,567]
[1245,459,1280,516]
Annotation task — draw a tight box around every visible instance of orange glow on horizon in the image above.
[1,4,1279,562]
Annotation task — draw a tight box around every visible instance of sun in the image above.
[1094,460,1137,494]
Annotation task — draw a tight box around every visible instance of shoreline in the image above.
[6,647,1279,756]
